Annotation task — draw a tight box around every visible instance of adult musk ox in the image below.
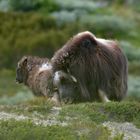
[16,56,79,104]
[51,31,128,102]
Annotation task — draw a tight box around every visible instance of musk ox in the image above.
[51,31,128,102]
[16,55,79,104]
[16,56,54,97]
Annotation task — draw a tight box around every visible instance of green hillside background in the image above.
[0,0,140,139]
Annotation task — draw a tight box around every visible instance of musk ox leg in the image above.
[98,89,110,103]
[50,92,61,106]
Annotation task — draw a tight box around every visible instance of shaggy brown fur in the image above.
[16,56,54,97]
[51,31,128,102]
[16,56,80,104]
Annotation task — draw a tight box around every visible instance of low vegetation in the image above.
[0,120,112,140]
[0,100,139,140]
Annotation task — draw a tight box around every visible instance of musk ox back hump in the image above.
[51,31,128,101]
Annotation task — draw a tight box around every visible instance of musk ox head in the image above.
[16,56,29,84]
[16,56,55,97]
[53,71,80,104]
[16,56,51,85]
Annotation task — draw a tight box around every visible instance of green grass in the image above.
[59,102,140,128]
[0,101,140,128]
[0,97,54,118]
[128,62,140,76]
[0,119,116,140]
[0,69,20,96]
[0,69,34,105]
[0,91,34,105]
[0,101,140,140]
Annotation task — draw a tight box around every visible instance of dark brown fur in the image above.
[51,31,128,101]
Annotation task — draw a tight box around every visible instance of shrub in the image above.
[0,11,89,69]
[80,15,136,38]
[120,41,140,62]
[0,69,22,97]
[54,0,107,12]
[10,0,40,12]
[0,0,10,12]
[39,0,60,13]
[129,62,140,75]
[51,10,78,25]
[0,12,59,69]
[8,0,59,12]
[128,75,140,98]
[0,91,34,105]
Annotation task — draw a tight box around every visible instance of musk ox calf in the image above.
[16,56,53,97]
[51,31,128,102]
[16,56,79,104]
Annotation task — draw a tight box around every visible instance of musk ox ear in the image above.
[81,38,97,48]
[21,56,28,66]
[21,56,32,71]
